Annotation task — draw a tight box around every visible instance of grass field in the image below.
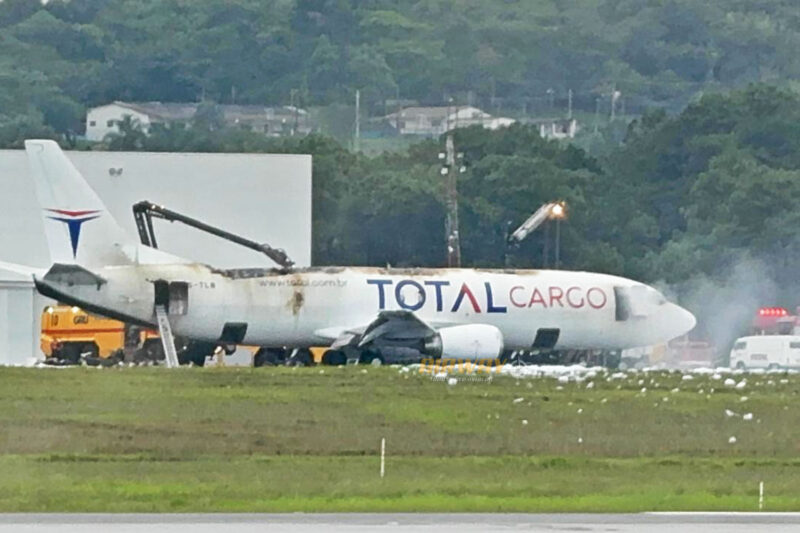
[0,366,799,511]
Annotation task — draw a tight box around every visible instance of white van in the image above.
[729,335,800,369]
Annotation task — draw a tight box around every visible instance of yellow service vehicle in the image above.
[41,306,161,363]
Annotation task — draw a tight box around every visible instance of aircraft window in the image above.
[614,287,631,321]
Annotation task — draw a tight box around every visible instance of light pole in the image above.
[550,202,567,269]
[506,201,567,268]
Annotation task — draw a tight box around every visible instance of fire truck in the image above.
[751,307,799,335]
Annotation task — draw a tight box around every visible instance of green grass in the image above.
[0,366,799,511]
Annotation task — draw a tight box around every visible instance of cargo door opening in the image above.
[153,280,189,316]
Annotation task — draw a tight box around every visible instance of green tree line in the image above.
[5,0,800,138]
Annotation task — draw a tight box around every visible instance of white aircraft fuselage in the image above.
[35,261,695,352]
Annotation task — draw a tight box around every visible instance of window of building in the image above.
[106,119,115,127]
[89,120,96,127]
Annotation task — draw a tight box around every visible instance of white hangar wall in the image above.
[0,149,312,365]
[0,271,38,366]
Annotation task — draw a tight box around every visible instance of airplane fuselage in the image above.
[36,264,695,352]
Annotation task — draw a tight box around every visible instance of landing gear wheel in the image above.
[190,353,207,367]
[254,348,283,367]
[223,344,237,355]
[359,350,384,366]
[142,339,164,362]
[178,341,215,366]
[290,349,313,367]
[321,349,347,366]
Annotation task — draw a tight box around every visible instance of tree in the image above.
[104,115,146,150]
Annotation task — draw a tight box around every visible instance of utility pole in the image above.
[442,134,461,268]
[594,97,600,133]
[354,89,361,152]
[610,85,620,122]
[290,89,299,136]
[567,89,573,119]
[543,220,550,268]
[555,217,561,268]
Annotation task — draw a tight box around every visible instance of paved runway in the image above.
[2,513,800,532]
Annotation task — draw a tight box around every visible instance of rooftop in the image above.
[104,102,307,122]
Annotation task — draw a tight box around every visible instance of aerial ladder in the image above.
[132,201,295,366]
[132,201,294,269]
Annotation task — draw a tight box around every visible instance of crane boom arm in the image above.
[132,201,294,269]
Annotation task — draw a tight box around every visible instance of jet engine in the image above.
[423,324,504,360]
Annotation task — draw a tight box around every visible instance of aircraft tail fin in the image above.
[24,140,136,267]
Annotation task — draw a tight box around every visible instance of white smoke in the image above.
[659,257,780,364]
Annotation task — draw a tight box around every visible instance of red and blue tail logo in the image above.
[45,209,102,258]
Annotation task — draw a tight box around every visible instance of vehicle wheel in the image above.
[498,350,514,364]
[82,343,100,359]
[768,363,780,370]
[59,343,82,364]
[735,361,746,370]
[322,349,347,366]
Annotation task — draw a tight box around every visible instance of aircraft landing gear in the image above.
[253,347,287,367]
[288,348,313,367]
[321,349,347,366]
[359,350,384,366]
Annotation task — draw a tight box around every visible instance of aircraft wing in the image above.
[357,310,436,347]
[314,311,453,349]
